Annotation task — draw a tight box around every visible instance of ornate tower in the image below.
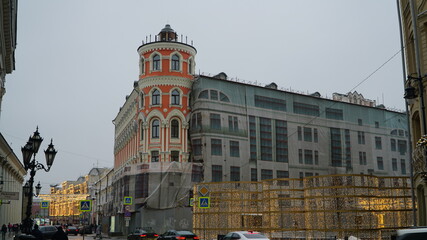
[136,24,196,163]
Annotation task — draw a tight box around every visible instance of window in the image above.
[277,170,289,186]
[304,150,313,165]
[220,92,230,102]
[171,89,180,105]
[359,152,367,165]
[188,59,193,74]
[314,150,319,165]
[230,141,240,157]
[212,165,223,182]
[140,93,144,108]
[251,168,257,181]
[314,128,318,143]
[375,121,379,128]
[261,169,273,180]
[293,102,319,116]
[392,158,398,171]
[228,116,238,132]
[401,159,406,174]
[298,149,303,164]
[192,139,202,156]
[230,166,240,181]
[140,122,144,141]
[152,119,160,138]
[304,127,312,142]
[276,120,288,163]
[152,54,160,71]
[171,54,180,71]
[391,139,396,151]
[171,151,179,162]
[191,112,202,130]
[297,126,302,141]
[398,140,407,155]
[358,119,363,126]
[377,157,384,170]
[151,151,159,162]
[171,119,179,138]
[254,95,286,111]
[357,131,365,144]
[260,118,272,161]
[249,116,257,161]
[191,165,203,182]
[210,90,218,100]
[325,108,343,120]
[198,90,209,99]
[211,139,222,156]
[375,137,382,150]
[140,58,145,74]
[152,89,160,105]
[210,113,221,130]
[135,173,148,198]
[331,128,342,167]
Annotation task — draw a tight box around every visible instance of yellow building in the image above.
[399,0,427,226]
[40,178,89,225]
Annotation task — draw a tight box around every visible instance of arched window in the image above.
[171,119,179,138]
[152,89,160,105]
[140,58,145,74]
[153,54,160,71]
[188,59,192,74]
[152,119,160,138]
[171,89,180,105]
[171,54,180,71]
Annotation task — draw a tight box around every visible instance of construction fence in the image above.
[193,174,413,240]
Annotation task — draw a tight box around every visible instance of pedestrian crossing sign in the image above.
[79,200,92,212]
[124,196,132,205]
[198,197,210,208]
[41,201,49,208]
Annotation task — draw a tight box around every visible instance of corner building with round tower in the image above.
[112,25,200,233]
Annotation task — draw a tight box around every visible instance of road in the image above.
[68,234,125,240]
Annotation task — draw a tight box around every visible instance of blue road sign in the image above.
[124,196,132,205]
[79,200,92,212]
[199,197,210,208]
[41,201,49,209]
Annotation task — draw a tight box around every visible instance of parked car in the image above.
[397,227,427,240]
[128,229,159,240]
[221,231,270,240]
[66,226,79,235]
[158,230,199,240]
[79,225,92,234]
[39,225,58,239]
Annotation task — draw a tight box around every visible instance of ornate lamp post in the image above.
[21,127,57,233]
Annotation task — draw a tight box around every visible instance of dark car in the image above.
[66,226,79,235]
[79,225,92,234]
[39,226,58,239]
[128,229,159,240]
[158,230,199,240]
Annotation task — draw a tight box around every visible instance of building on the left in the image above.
[0,0,26,225]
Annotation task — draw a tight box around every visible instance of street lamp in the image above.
[21,127,57,234]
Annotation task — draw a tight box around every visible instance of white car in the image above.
[396,228,427,239]
[222,231,269,240]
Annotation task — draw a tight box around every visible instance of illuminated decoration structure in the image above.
[193,174,413,240]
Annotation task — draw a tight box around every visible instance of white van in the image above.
[397,228,427,240]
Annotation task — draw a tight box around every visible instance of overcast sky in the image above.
[0,1,406,193]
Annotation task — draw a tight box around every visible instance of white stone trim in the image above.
[139,76,193,89]
[138,42,197,57]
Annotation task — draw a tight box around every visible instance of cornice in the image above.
[138,76,193,89]
[138,42,197,56]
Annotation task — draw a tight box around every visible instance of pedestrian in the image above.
[1,224,7,240]
[95,224,102,239]
[52,226,68,240]
[31,224,44,240]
